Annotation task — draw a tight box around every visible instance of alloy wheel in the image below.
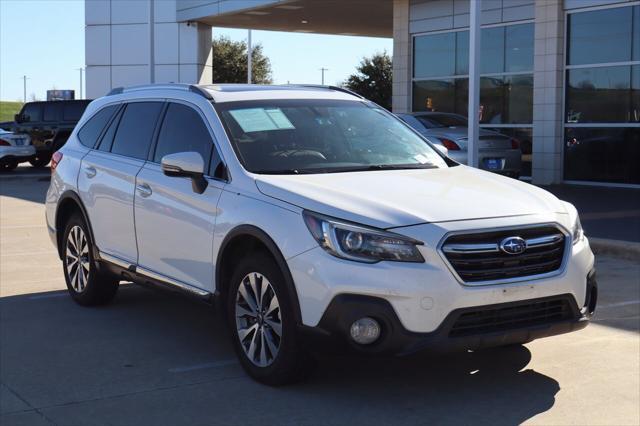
[235,272,282,367]
[66,225,90,293]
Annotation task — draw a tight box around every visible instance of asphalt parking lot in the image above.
[1,178,639,426]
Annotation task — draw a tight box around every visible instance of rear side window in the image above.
[63,102,88,121]
[153,103,213,164]
[43,103,62,121]
[22,104,42,122]
[77,105,118,148]
[110,102,163,160]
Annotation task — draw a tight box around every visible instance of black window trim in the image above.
[147,99,229,183]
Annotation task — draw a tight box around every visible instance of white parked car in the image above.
[46,84,597,385]
[0,129,34,171]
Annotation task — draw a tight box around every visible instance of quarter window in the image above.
[153,103,213,164]
[77,105,118,148]
[110,102,163,160]
[21,104,42,122]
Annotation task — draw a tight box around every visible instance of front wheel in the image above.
[227,252,312,385]
[62,214,119,306]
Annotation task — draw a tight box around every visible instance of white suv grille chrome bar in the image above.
[442,233,565,254]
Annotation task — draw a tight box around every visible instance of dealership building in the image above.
[85,0,639,186]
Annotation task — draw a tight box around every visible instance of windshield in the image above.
[215,99,448,174]
[416,113,468,129]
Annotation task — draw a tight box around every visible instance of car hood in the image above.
[254,165,567,229]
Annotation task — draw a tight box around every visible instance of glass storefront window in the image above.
[634,6,640,61]
[455,31,469,76]
[504,75,533,124]
[564,127,640,184]
[484,127,533,177]
[412,80,456,112]
[414,33,455,78]
[505,24,534,73]
[566,66,632,123]
[567,7,633,65]
[481,27,504,74]
[633,66,640,123]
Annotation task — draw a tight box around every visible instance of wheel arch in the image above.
[215,225,302,325]
[55,191,98,260]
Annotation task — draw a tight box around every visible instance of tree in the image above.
[344,51,392,110]
[212,36,273,84]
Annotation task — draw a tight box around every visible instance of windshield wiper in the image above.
[327,164,437,173]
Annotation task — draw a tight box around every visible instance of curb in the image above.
[589,237,640,262]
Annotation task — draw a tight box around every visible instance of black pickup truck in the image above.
[0,100,91,167]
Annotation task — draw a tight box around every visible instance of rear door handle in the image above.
[83,166,97,178]
[136,183,152,198]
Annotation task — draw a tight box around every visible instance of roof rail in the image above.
[105,83,212,100]
[293,84,365,99]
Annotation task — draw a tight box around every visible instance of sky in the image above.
[0,0,392,102]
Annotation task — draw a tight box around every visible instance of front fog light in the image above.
[350,317,381,345]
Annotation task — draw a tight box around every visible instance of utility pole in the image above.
[76,68,84,99]
[22,75,28,102]
[319,68,328,85]
[247,29,253,84]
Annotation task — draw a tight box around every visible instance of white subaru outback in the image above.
[46,84,597,385]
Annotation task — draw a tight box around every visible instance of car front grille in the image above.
[449,297,574,337]
[441,225,566,283]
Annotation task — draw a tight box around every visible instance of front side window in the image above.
[110,102,163,160]
[153,103,213,164]
[215,100,448,174]
[22,104,42,122]
[43,104,61,122]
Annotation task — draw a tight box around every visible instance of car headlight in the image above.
[302,211,425,263]
[572,214,584,245]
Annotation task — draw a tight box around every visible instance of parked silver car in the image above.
[0,129,34,171]
[397,112,522,178]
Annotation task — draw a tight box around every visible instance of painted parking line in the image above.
[168,359,238,373]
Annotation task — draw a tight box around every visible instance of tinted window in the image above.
[43,103,61,121]
[481,27,504,74]
[634,7,640,61]
[633,66,639,123]
[455,31,469,75]
[63,102,88,121]
[77,105,118,148]
[208,145,225,179]
[22,104,42,122]
[98,107,122,152]
[154,103,213,163]
[566,66,631,123]
[505,24,534,72]
[414,33,455,78]
[110,102,163,159]
[568,7,632,65]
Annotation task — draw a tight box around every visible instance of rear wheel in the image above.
[227,252,312,385]
[62,214,118,306]
[0,161,18,171]
[29,153,51,168]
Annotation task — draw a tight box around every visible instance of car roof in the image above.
[105,83,364,103]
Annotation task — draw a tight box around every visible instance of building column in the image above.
[86,0,212,99]
[532,0,564,185]
[392,0,411,113]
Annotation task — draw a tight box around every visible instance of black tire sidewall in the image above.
[226,252,305,385]
[62,214,117,305]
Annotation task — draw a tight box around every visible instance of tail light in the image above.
[51,151,63,173]
[0,139,11,146]
[440,138,461,151]
[511,138,520,149]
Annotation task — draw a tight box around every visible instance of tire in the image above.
[29,153,51,168]
[62,213,119,306]
[227,252,312,386]
[1,161,18,171]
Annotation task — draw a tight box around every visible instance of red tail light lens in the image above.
[511,138,521,149]
[51,152,63,173]
[440,138,461,151]
[0,139,11,146]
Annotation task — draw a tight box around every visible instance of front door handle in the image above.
[136,183,152,198]
[83,166,97,178]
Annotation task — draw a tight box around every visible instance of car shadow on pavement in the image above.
[0,178,49,204]
[0,284,559,426]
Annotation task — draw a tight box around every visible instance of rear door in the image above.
[134,102,226,290]
[78,101,164,265]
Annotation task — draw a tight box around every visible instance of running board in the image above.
[98,252,213,301]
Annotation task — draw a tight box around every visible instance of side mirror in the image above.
[161,151,208,194]
[434,144,449,156]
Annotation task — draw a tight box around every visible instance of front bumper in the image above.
[301,269,596,355]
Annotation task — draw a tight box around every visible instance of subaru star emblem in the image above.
[500,236,527,255]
